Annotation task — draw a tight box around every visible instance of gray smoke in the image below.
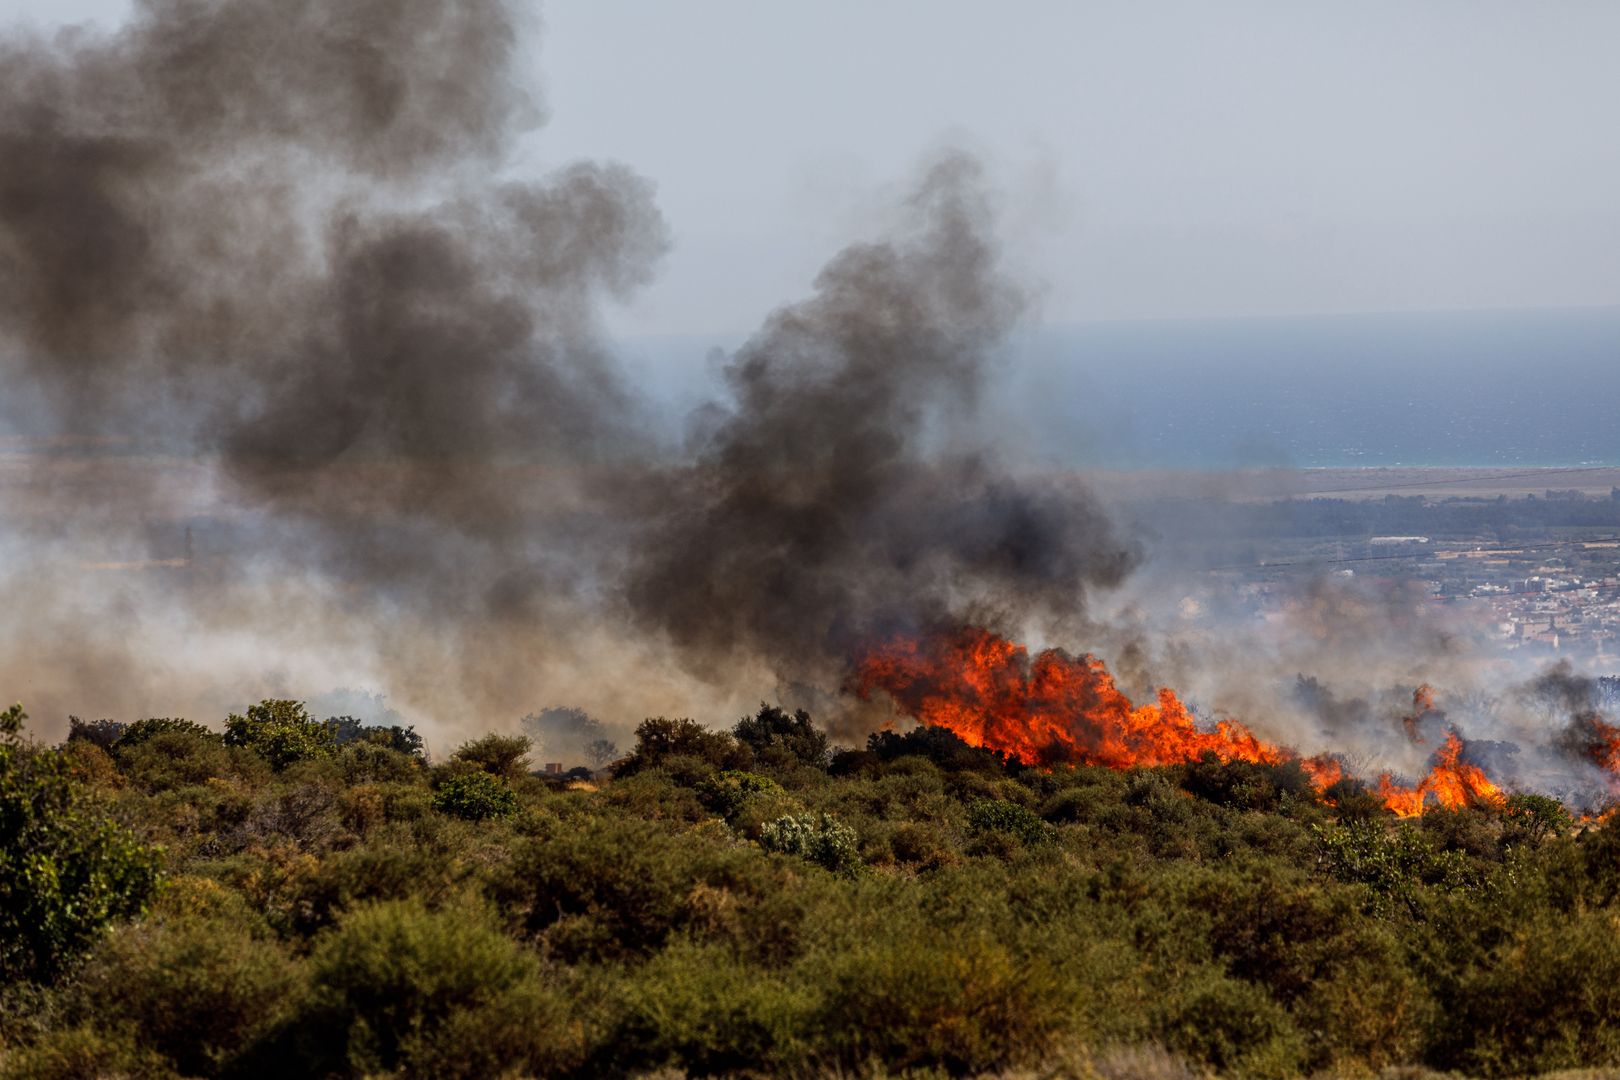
[622,153,1137,685]
[0,2,1135,740]
[0,0,666,607]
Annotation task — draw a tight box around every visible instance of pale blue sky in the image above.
[6,0,1620,335]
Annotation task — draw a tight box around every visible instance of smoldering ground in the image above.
[0,0,1136,748]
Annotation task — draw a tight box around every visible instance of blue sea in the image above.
[1000,308,1620,469]
[621,308,1620,470]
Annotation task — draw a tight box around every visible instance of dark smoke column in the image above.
[624,153,1137,687]
[0,0,667,613]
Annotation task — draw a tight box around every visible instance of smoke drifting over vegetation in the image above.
[1,0,1616,814]
[0,0,1136,743]
[0,0,665,575]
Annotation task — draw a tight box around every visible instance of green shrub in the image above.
[733,704,828,768]
[448,734,531,779]
[809,929,1069,1073]
[889,821,955,868]
[1419,805,1507,863]
[223,700,335,771]
[1503,792,1573,842]
[966,798,1053,846]
[601,768,712,823]
[0,1025,176,1080]
[696,769,785,820]
[1430,905,1620,1075]
[334,742,422,785]
[864,724,1006,773]
[265,828,471,938]
[120,717,216,748]
[759,812,860,873]
[62,913,305,1077]
[1314,820,1480,918]
[1323,777,1385,822]
[0,704,162,983]
[57,739,122,789]
[1152,970,1307,1079]
[431,773,517,820]
[1180,753,1314,813]
[491,815,811,964]
[300,899,576,1078]
[618,716,746,776]
[602,941,812,1074]
[64,716,128,751]
[322,717,424,757]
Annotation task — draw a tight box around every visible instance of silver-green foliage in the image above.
[758,812,859,873]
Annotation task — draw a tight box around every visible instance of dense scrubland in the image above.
[2,698,1619,1079]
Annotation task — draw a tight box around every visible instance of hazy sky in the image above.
[6,1,1620,335]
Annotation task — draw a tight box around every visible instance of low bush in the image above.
[1180,753,1315,813]
[733,704,829,768]
[0,704,162,984]
[431,773,517,820]
[617,716,746,776]
[696,769,785,820]
[223,701,335,771]
[60,912,305,1077]
[298,899,577,1078]
[6,703,1620,1078]
[966,797,1053,846]
[448,734,531,779]
[759,812,861,873]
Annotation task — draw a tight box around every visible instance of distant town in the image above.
[1184,487,1620,668]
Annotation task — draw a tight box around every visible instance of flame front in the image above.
[854,626,1498,816]
[854,627,1315,773]
[1376,731,1502,817]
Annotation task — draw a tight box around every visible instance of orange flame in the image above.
[1568,712,1620,776]
[854,627,1325,777]
[1375,731,1502,817]
[853,626,1500,816]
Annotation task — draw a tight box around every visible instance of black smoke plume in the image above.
[623,154,1137,683]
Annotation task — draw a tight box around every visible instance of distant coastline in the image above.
[1082,465,1620,503]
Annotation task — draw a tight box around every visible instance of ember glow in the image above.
[853,626,1509,815]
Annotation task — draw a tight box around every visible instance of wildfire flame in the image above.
[853,626,1501,816]
[1375,731,1502,817]
[1561,712,1613,773]
[853,627,1340,782]
[1560,711,1620,791]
